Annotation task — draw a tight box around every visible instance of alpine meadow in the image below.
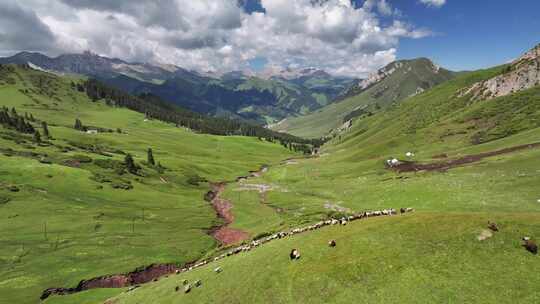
[1,1,540,304]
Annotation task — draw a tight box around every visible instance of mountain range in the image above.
[0,51,356,125]
[2,42,540,304]
[270,57,456,138]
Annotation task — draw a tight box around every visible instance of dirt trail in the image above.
[392,142,540,173]
[40,263,189,300]
[40,165,271,300]
[208,182,249,245]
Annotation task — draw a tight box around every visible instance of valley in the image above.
[1,2,540,302]
[1,43,539,304]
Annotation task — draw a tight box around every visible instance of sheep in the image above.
[406,208,414,212]
[387,158,400,167]
[175,269,180,275]
[331,219,339,225]
[175,286,180,292]
[522,237,538,255]
[194,280,202,287]
[487,221,499,232]
[328,240,336,247]
[340,219,347,225]
[406,152,415,158]
[127,285,140,292]
[214,267,222,273]
[290,249,301,260]
[184,284,192,293]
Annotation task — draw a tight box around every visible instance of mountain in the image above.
[47,44,540,304]
[0,52,356,124]
[0,51,175,83]
[0,63,301,304]
[270,68,358,106]
[270,58,455,138]
[458,43,540,101]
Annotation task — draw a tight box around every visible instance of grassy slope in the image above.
[0,66,295,304]
[272,58,455,138]
[90,64,540,303]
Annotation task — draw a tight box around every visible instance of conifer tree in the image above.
[124,154,138,174]
[147,148,155,166]
[74,118,83,130]
[42,121,50,138]
[33,130,41,143]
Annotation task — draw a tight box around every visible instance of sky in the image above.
[0,0,538,77]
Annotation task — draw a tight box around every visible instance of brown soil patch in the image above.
[208,182,249,246]
[40,263,186,300]
[393,142,540,173]
[211,227,249,245]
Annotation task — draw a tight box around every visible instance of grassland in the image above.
[0,65,295,304]
[271,58,455,138]
[56,61,540,303]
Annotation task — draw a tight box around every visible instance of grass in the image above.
[79,58,540,303]
[272,58,455,138]
[88,212,540,304]
[5,51,540,304]
[0,65,295,304]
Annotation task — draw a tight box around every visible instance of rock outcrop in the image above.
[460,44,540,100]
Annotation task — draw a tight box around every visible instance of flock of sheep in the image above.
[172,207,415,293]
[148,207,537,296]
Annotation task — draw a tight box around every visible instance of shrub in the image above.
[94,159,124,170]
[187,174,207,186]
[111,181,133,190]
[72,154,93,163]
[0,196,10,205]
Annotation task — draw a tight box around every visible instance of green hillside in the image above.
[272,58,455,138]
[0,65,297,304]
[51,55,540,304]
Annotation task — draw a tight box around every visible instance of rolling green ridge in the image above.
[271,58,455,138]
[0,52,355,125]
[54,50,540,304]
[0,65,297,304]
[3,43,540,304]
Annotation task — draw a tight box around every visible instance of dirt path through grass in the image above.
[208,182,250,245]
[393,142,540,172]
[40,164,275,300]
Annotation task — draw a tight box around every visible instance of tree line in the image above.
[0,106,52,143]
[81,79,324,153]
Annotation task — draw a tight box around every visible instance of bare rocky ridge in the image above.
[460,44,540,100]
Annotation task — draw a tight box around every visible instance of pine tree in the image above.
[74,118,83,130]
[42,121,50,138]
[124,154,138,174]
[33,130,41,143]
[147,148,155,166]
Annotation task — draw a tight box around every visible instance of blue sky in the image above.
[244,0,540,72]
[392,1,540,71]
[3,0,539,76]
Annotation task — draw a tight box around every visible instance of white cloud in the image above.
[419,0,446,8]
[5,0,435,78]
